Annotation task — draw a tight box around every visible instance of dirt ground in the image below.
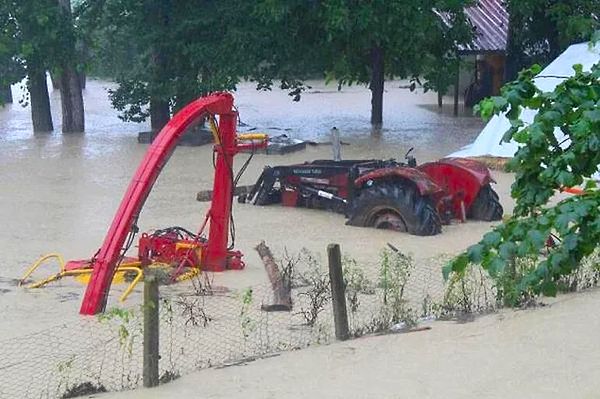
[104,288,600,399]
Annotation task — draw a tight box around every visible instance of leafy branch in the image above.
[447,61,600,302]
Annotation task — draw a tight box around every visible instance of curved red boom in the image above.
[80,93,236,315]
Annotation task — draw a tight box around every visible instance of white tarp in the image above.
[450,42,600,158]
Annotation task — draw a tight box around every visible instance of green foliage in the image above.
[98,307,139,353]
[378,248,416,326]
[0,6,25,91]
[342,255,374,314]
[80,0,280,122]
[296,250,331,327]
[318,0,472,88]
[3,1,86,70]
[506,0,600,78]
[239,287,256,339]
[556,248,600,291]
[440,263,496,317]
[448,61,600,303]
[81,0,472,122]
[1,0,85,115]
[250,0,326,100]
[419,3,474,96]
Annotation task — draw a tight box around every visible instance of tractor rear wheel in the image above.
[467,184,503,221]
[346,182,442,236]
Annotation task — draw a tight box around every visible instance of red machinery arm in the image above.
[80,93,236,315]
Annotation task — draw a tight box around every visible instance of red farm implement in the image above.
[20,93,267,315]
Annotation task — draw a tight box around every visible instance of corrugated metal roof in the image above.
[461,0,508,53]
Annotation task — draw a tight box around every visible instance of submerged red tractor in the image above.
[240,150,503,235]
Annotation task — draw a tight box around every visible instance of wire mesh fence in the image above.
[0,318,141,398]
[0,284,337,398]
[0,247,485,399]
[6,245,598,398]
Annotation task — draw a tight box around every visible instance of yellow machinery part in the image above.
[175,267,200,282]
[20,254,201,303]
[208,116,221,145]
[19,253,66,286]
[73,259,142,285]
[237,133,268,141]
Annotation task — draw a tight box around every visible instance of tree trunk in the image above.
[255,241,292,311]
[546,25,561,61]
[504,8,523,82]
[453,60,460,117]
[437,75,443,108]
[0,85,12,104]
[59,65,85,132]
[148,2,171,132]
[369,45,384,126]
[29,68,54,132]
[57,0,85,133]
[50,71,61,91]
[79,41,89,90]
[79,71,86,90]
[150,98,170,132]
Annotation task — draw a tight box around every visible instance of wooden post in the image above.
[143,273,160,388]
[331,127,341,161]
[327,243,349,341]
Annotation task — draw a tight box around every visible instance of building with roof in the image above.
[437,0,509,114]
[460,0,508,107]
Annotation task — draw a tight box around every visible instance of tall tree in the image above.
[254,0,472,126]
[80,0,258,131]
[78,0,167,130]
[0,5,24,105]
[10,1,59,132]
[420,7,474,108]
[3,0,87,132]
[318,0,471,125]
[56,0,85,132]
[249,0,327,100]
[82,1,471,129]
[506,0,600,79]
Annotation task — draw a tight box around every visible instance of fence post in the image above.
[331,127,342,161]
[327,243,349,341]
[143,273,160,388]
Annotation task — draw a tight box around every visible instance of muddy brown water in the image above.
[0,79,504,337]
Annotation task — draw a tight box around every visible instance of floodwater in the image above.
[0,78,498,336]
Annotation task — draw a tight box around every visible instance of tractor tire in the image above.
[467,184,503,221]
[346,182,442,236]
